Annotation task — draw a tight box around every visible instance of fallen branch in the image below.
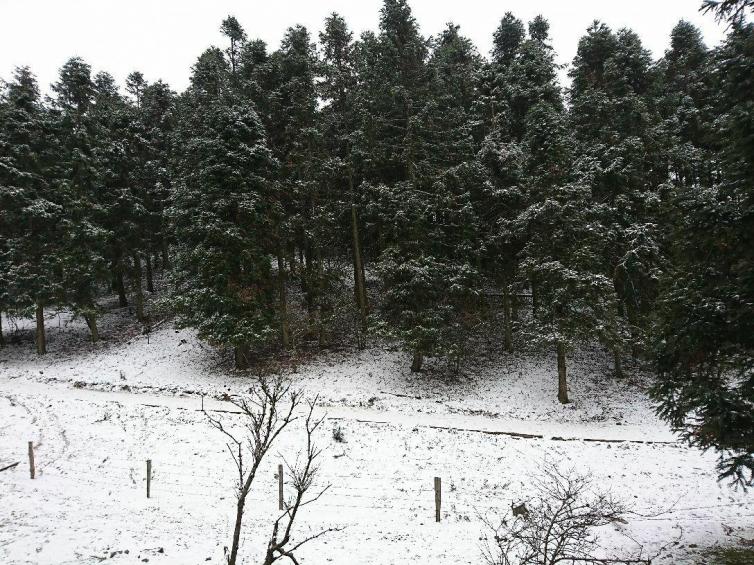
[0,461,20,472]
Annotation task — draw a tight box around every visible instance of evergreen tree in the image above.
[51,57,108,341]
[267,25,332,347]
[569,23,662,373]
[171,48,278,368]
[652,21,754,486]
[701,0,753,23]
[91,71,148,319]
[220,16,247,77]
[655,21,717,192]
[0,67,63,353]
[365,10,484,370]
[492,12,525,68]
[476,15,563,353]
[353,0,430,190]
[516,181,617,404]
[319,13,370,334]
[139,80,176,280]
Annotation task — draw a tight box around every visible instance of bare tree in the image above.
[205,378,336,565]
[481,463,648,565]
[261,399,339,564]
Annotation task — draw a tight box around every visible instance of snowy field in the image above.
[1,304,752,564]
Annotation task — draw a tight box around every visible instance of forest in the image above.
[1,0,753,488]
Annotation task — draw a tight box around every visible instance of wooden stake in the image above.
[146,459,152,498]
[434,476,441,522]
[278,464,284,510]
[28,441,35,479]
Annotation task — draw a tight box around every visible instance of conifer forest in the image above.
[1,1,754,563]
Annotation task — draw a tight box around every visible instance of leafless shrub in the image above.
[481,463,648,565]
[205,377,338,565]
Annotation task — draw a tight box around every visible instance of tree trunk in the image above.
[116,267,128,307]
[145,254,154,293]
[132,254,145,321]
[411,350,423,372]
[35,302,46,355]
[228,496,246,565]
[511,292,519,322]
[161,240,170,271]
[316,250,325,349]
[0,311,5,348]
[349,166,368,333]
[85,313,99,343]
[234,343,250,370]
[303,244,314,320]
[277,245,290,349]
[614,350,624,379]
[557,341,569,404]
[531,281,538,319]
[502,282,513,353]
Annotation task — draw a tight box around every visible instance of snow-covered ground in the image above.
[1,304,751,564]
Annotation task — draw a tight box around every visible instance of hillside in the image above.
[1,302,750,564]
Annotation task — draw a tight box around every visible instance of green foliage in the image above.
[375,249,482,362]
[652,22,754,487]
[171,51,278,352]
[0,67,64,313]
[50,58,109,322]
[701,0,754,23]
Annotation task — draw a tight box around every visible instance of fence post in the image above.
[278,464,284,510]
[434,476,441,522]
[146,459,152,498]
[28,441,35,479]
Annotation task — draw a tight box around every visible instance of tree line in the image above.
[1,0,752,483]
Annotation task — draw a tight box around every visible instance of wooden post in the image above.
[278,464,284,510]
[434,476,441,522]
[28,441,35,479]
[146,459,152,498]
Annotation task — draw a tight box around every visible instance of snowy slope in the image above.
[0,308,751,564]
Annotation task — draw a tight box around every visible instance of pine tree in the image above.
[171,48,278,368]
[569,23,662,372]
[364,9,484,371]
[139,79,176,280]
[265,25,334,347]
[0,67,63,353]
[92,71,148,320]
[515,179,617,404]
[319,13,369,334]
[51,57,108,341]
[701,0,753,23]
[476,15,563,354]
[655,21,717,192]
[353,0,430,190]
[220,16,247,77]
[492,12,525,69]
[652,20,754,486]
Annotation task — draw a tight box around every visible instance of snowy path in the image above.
[0,376,676,444]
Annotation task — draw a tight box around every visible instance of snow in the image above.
[0,305,751,564]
